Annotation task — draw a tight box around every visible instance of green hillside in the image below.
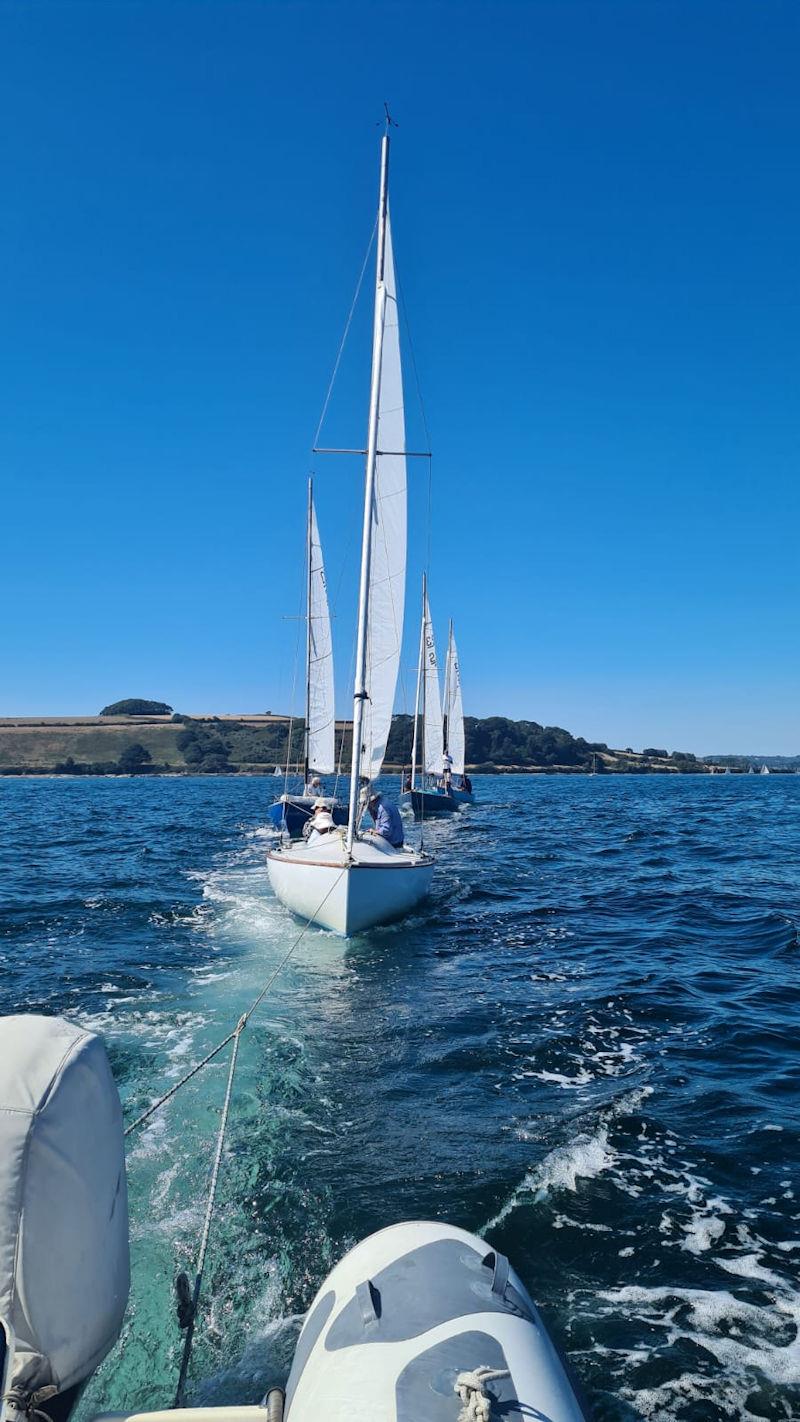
[0,713,719,774]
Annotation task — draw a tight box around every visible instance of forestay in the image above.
[444,624,465,775]
[360,211,407,783]
[423,590,444,775]
[307,496,335,774]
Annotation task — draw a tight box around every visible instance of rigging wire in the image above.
[312,219,378,452]
[308,218,377,804]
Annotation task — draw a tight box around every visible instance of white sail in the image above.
[360,211,407,783]
[307,496,335,774]
[444,624,466,776]
[423,590,444,775]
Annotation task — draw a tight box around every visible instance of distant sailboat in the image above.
[403,579,456,819]
[267,480,347,838]
[760,763,770,775]
[443,620,474,803]
[267,130,434,934]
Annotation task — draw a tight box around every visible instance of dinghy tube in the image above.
[0,1016,130,1422]
[283,1220,588,1420]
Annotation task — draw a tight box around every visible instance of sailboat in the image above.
[267,131,434,934]
[403,578,457,818]
[760,763,770,775]
[267,480,347,839]
[443,619,474,803]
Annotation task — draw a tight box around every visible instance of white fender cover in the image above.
[0,1016,130,1397]
[284,1220,588,1421]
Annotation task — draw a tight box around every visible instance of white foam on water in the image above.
[483,1088,653,1233]
[680,1212,727,1255]
[552,1212,613,1233]
[485,1126,615,1232]
[717,1251,787,1287]
[530,1068,594,1088]
[590,1271,800,1411]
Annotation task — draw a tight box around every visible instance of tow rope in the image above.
[122,867,348,1406]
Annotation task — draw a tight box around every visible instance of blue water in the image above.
[1,774,799,1421]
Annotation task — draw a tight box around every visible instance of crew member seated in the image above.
[305,801,337,843]
[367,791,404,848]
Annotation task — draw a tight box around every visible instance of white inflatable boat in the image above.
[0,1015,589,1422]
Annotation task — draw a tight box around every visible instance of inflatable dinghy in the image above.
[282,1220,587,1421]
[0,1015,588,1422]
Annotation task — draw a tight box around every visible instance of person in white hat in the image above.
[307,801,337,843]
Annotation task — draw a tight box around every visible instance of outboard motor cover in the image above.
[0,1016,129,1403]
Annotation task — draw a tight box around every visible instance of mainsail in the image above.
[444,624,465,776]
[306,494,335,774]
[360,211,407,782]
[423,591,444,775]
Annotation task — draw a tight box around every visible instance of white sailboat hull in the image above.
[267,834,434,936]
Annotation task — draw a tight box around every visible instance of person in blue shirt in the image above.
[367,791,404,848]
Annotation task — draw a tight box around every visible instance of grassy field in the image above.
[0,723,186,768]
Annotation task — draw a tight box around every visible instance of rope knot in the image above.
[454,1366,510,1422]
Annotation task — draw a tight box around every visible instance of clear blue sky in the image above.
[2,0,798,753]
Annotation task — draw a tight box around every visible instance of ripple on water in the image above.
[0,773,799,1421]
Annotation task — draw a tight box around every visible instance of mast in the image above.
[409,577,425,789]
[304,476,313,790]
[346,132,391,852]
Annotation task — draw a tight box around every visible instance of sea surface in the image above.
[1,774,799,1421]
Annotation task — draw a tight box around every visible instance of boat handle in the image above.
[356,1279,381,1328]
[483,1250,509,1299]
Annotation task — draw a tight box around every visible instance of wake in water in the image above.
[2,773,799,1421]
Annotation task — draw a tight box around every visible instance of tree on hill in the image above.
[176,724,234,773]
[100,699,173,717]
[117,743,152,773]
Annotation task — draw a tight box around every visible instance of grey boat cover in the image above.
[0,1016,129,1398]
